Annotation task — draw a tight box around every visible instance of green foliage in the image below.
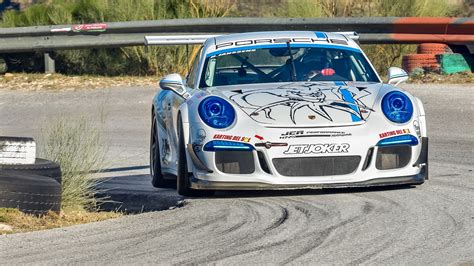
[376,0,457,17]
[1,0,233,75]
[40,117,107,210]
[286,0,457,17]
[287,0,324,18]
[361,44,417,78]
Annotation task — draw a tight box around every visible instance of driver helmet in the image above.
[301,50,330,79]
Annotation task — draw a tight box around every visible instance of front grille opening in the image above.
[376,145,411,170]
[272,156,361,177]
[257,151,271,174]
[215,150,255,174]
[362,147,374,171]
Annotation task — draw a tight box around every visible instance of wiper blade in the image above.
[286,41,297,82]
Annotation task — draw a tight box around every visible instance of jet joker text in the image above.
[284,143,350,154]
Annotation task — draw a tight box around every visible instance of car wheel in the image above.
[150,115,174,188]
[0,158,62,184]
[177,116,214,197]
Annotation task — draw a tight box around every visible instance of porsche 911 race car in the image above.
[147,31,428,196]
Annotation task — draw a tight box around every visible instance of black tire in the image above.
[0,57,7,74]
[150,115,174,188]
[0,171,61,214]
[0,158,61,184]
[176,116,214,197]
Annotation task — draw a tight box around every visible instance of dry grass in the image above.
[409,71,474,84]
[0,73,159,91]
[0,72,471,93]
[0,208,121,235]
[40,116,109,210]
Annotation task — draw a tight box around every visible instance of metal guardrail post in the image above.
[44,52,55,73]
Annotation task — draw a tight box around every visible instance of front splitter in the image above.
[190,166,426,190]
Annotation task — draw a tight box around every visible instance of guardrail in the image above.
[1,17,473,54]
[0,17,473,72]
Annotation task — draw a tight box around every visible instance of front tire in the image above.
[150,115,173,188]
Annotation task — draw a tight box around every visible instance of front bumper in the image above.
[190,165,426,190]
[188,136,428,190]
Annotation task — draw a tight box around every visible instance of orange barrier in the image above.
[393,17,474,35]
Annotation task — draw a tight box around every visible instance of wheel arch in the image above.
[177,105,194,172]
[414,96,427,137]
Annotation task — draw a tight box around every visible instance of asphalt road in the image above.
[0,84,473,264]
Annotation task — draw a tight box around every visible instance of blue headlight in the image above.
[381,91,413,123]
[198,96,236,128]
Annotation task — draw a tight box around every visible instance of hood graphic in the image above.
[219,82,380,127]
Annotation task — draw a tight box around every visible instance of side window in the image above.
[186,47,203,88]
[204,58,216,87]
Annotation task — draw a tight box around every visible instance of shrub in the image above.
[39,117,107,211]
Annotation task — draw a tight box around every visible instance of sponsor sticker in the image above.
[280,130,351,139]
[213,49,256,57]
[72,23,107,32]
[284,143,350,154]
[379,129,410,139]
[213,134,251,142]
[50,27,72,33]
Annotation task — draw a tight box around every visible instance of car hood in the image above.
[212,82,382,127]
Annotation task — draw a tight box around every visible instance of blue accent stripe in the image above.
[334,81,345,86]
[160,79,181,83]
[377,135,419,146]
[207,43,361,58]
[389,74,408,79]
[203,140,254,152]
[315,31,327,39]
[340,89,362,122]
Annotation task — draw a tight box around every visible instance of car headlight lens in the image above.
[381,91,413,123]
[376,134,419,146]
[198,96,236,128]
[203,140,254,151]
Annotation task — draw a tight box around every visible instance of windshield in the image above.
[199,44,380,87]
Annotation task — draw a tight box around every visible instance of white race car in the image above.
[147,31,428,196]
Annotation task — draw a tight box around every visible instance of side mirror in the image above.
[159,73,190,99]
[387,67,409,86]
